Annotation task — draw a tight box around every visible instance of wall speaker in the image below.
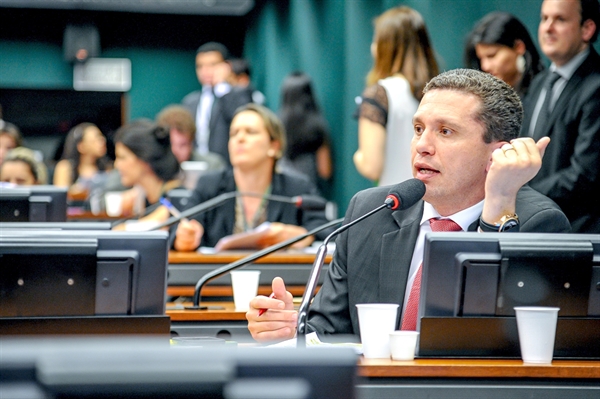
[63,24,100,62]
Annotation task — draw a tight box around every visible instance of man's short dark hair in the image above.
[196,42,230,60]
[580,0,600,43]
[423,69,523,143]
[229,58,250,77]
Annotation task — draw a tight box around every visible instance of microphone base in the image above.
[183,305,226,310]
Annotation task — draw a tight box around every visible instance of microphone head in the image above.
[293,195,328,210]
[385,178,426,210]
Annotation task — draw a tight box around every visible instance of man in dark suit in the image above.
[181,42,253,164]
[520,0,600,233]
[246,68,571,342]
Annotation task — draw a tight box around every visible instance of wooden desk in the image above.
[356,358,600,398]
[167,250,332,298]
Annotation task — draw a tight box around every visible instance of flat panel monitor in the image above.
[0,230,168,317]
[0,338,358,399]
[418,232,600,358]
[0,222,112,230]
[0,185,68,222]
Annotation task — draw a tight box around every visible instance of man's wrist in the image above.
[479,214,520,232]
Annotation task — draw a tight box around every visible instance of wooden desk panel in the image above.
[167,285,311,298]
[167,250,332,289]
[358,357,600,379]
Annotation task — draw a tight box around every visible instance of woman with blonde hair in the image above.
[353,6,438,186]
[174,103,329,251]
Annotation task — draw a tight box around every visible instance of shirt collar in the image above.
[550,47,589,80]
[421,200,483,231]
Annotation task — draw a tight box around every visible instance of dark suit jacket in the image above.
[181,87,253,164]
[520,48,600,233]
[306,185,571,338]
[183,169,331,248]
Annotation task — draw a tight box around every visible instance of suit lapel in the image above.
[378,203,423,322]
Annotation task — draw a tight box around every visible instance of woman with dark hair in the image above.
[353,6,439,186]
[465,11,544,98]
[174,103,329,251]
[112,120,182,223]
[53,122,112,194]
[278,71,332,193]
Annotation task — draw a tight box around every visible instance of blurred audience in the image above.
[181,42,253,163]
[0,147,48,185]
[0,119,23,166]
[155,104,226,169]
[173,103,330,251]
[465,11,545,97]
[228,58,266,105]
[53,122,112,196]
[277,71,332,196]
[353,6,439,186]
[111,120,182,229]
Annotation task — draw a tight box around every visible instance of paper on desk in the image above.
[214,222,272,251]
[266,332,362,354]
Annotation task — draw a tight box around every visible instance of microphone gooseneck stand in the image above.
[185,217,344,310]
[295,199,396,348]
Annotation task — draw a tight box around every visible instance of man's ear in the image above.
[581,19,596,43]
[486,141,505,172]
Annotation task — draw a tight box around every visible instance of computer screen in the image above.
[0,230,169,317]
[0,338,358,399]
[0,185,68,222]
[0,222,112,230]
[418,232,600,358]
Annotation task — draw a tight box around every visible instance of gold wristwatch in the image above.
[479,213,520,232]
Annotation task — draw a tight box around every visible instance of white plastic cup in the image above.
[104,191,123,217]
[356,303,399,358]
[230,270,261,312]
[389,331,420,361]
[514,306,560,364]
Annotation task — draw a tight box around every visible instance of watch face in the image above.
[500,218,519,231]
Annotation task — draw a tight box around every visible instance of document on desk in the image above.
[266,332,362,354]
[214,222,272,251]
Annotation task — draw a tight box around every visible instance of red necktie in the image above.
[400,218,462,331]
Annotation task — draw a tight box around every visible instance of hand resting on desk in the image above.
[247,277,298,342]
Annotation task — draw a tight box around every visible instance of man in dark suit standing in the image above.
[520,0,600,233]
[181,42,253,164]
[246,68,571,342]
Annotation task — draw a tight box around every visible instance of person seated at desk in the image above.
[112,120,183,229]
[246,68,571,343]
[53,122,112,198]
[173,103,330,251]
[0,147,48,185]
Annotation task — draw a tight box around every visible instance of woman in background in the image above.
[0,120,23,166]
[111,120,182,228]
[278,71,332,196]
[174,103,329,251]
[0,147,47,185]
[465,11,544,98]
[53,122,112,195]
[353,6,439,186]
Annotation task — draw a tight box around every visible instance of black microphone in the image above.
[184,217,344,310]
[296,178,426,347]
[149,191,328,231]
[239,192,327,211]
